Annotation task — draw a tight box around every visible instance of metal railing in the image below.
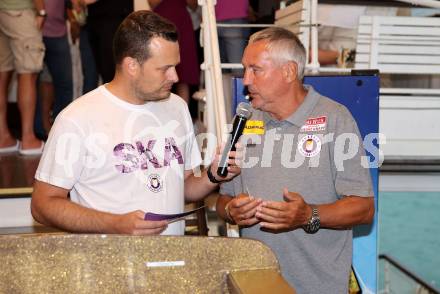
[380,254,439,294]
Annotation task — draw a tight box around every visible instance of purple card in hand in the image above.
[144,206,205,222]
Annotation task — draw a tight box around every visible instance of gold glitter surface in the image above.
[0,235,281,293]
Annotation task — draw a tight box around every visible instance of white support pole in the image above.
[309,0,320,72]
[200,6,216,165]
[199,0,227,146]
[208,0,227,142]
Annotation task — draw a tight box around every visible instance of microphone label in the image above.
[243,120,265,135]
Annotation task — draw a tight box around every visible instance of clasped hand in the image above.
[228,188,311,231]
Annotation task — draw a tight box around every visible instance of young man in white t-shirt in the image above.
[31,11,240,235]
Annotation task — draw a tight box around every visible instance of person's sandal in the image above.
[0,140,19,154]
[18,141,45,156]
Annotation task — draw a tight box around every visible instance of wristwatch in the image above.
[37,9,47,17]
[303,205,320,234]
[206,165,222,184]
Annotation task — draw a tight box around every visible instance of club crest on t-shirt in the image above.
[147,173,163,193]
[298,134,321,158]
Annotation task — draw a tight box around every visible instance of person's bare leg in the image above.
[317,49,339,65]
[175,82,190,104]
[0,70,16,148]
[39,81,54,134]
[17,72,41,149]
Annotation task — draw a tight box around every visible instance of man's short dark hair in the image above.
[113,10,178,66]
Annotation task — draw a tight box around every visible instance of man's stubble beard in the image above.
[133,80,171,102]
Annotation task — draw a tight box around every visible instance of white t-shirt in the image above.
[36,85,202,235]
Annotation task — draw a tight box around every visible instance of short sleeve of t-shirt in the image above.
[35,115,87,190]
[332,105,373,198]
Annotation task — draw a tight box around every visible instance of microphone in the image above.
[217,102,252,177]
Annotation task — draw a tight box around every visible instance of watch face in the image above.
[308,217,320,233]
[303,207,320,234]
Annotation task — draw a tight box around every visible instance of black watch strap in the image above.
[207,166,222,184]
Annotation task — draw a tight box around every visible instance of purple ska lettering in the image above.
[164,137,183,166]
[114,137,184,173]
[114,143,139,173]
[136,140,162,169]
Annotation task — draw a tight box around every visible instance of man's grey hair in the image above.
[249,27,306,80]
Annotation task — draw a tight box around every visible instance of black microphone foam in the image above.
[217,102,252,177]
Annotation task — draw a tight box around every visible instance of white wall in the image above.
[379,96,440,158]
[0,198,38,227]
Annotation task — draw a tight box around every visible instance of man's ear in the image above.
[283,61,298,83]
[123,57,140,76]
